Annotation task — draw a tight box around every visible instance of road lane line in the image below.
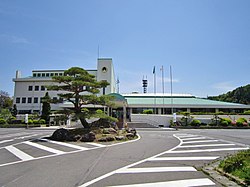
[116,167,196,173]
[181,137,207,141]
[179,143,235,148]
[182,140,219,144]
[148,156,219,161]
[24,141,65,154]
[0,139,14,144]
[169,147,249,153]
[86,142,106,147]
[107,178,215,187]
[41,139,89,151]
[5,145,34,161]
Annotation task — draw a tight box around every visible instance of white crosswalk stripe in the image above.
[5,145,34,161]
[41,139,89,150]
[107,178,215,187]
[24,141,65,154]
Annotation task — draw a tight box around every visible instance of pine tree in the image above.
[47,67,114,128]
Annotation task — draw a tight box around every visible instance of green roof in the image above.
[125,96,243,106]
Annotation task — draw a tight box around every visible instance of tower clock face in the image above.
[102,67,107,73]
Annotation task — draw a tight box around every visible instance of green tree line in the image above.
[208,84,250,104]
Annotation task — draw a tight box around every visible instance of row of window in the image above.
[16,97,61,104]
[33,72,64,77]
[28,85,46,91]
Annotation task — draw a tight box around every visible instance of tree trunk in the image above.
[79,116,90,129]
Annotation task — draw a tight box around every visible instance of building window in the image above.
[37,73,41,77]
[28,97,32,103]
[55,73,58,76]
[46,73,50,77]
[34,97,38,103]
[35,86,39,91]
[28,86,33,91]
[16,97,20,103]
[42,73,45,77]
[50,73,54,76]
[33,73,37,77]
[59,73,63,76]
[22,97,26,103]
[41,86,45,91]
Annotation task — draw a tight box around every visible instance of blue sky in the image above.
[0,0,250,97]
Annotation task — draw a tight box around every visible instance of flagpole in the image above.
[170,65,173,114]
[153,66,156,114]
[161,65,164,114]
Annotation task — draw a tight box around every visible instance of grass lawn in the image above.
[218,149,250,186]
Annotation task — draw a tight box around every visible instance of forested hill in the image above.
[208,84,250,105]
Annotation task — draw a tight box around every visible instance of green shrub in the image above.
[220,120,228,126]
[0,118,7,124]
[28,119,33,124]
[33,120,40,124]
[190,119,201,126]
[243,110,250,115]
[39,119,46,124]
[236,118,247,127]
[143,109,153,114]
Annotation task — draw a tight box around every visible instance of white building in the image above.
[13,58,116,114]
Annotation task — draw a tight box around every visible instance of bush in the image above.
[243,110,250,115]
[39,119,46,124]
[28,119,33,124]
[220,120,228,126]
[236,118,247,127]
[220,118,231,126]
[0,118,7,124]
[143,109,153,114]
[33,120,40,124]
[8,119,22,124]
[190,119,201,126]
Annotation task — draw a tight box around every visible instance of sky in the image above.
[0,0,250,97]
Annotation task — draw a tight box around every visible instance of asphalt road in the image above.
[0,128,249,187]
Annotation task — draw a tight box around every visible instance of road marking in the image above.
[116,167,196,173]
[86,142,106,147]
[107,178,215,187]
[5,146,34,161]
[41,139,89,150]
[148,156,219,161]
[169,147,249,153]
[24,141,65,154]
[181,137,207,141]
[176,134,200,138]
[182,140,219,144]
[179,143,235,148]
[0,139,14,144]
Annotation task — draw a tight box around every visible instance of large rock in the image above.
[103,128,117,134]
[80,131,96,142]
[51,128,72,141]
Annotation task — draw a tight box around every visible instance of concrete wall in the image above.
[131,114,250,127]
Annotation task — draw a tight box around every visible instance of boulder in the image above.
[80,131,96,142]
[51,128,72,141]
[103,128,117,134]
[106,136,115,141]
[98,137,107,142]
[126,133,135,139]
[115,136,125,141]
